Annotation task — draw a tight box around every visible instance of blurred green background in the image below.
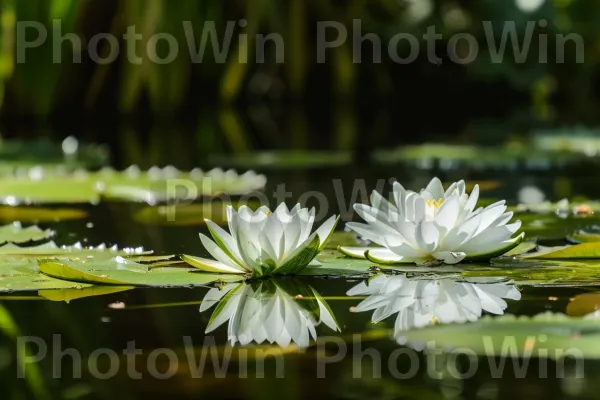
[1,0,599,163]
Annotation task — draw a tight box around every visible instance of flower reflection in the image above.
[200,279,339,347]
[347,274,520,335]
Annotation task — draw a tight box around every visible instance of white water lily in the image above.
[184,204,339,277]
[340,177,524,266]
[200,280,339,347]
[347,274,521,336]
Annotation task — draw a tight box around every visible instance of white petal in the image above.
[199,233,247,272]
[423,177,444,200]
[314,215,339,250]
[415,221,439,253]
[435,195,460,232]
[205,220,245,266]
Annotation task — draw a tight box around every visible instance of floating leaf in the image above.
[38,257,245,287]
[0,258,89,292]
[38,286,134,302]
[0,206,87,223]
[401,312,600,358]
[0,222,53,244]
[566,293,600,317]
[567,231,600,244]
[0,166,266,204]
[522,242,600,259]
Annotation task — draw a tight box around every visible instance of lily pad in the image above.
[522,243,600,259]
[0,166,266,204]
[38,286,134,302]
[0,222,53,244]
[38,257,245,287]
[0,258,90,292]
[567,231,600,244]
[401,312,600,358]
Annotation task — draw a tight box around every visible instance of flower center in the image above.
[425,198,443,209]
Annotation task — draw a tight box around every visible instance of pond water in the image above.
[2,154,600,399]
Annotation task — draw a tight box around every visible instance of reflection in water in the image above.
[200,279,339,347]
[347,274,520,335]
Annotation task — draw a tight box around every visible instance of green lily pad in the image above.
[38,286,134,302]
[0,258,90,292]
[0,241,159,292]
[38,257,245,287]
[567,231,600,243]
[0,223,53,244]
[0,166,266,204]
[566,293,600,317]
[522,242,600,259]
[401,312,600,358]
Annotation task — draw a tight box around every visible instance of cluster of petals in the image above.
[340,178,523,266]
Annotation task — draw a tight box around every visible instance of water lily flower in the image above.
[184,204,339,277]
[347,274,520,337]
[339,178,524,266]
[200,279,339,347]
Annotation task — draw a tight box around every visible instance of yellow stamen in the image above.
[426,199,443,208]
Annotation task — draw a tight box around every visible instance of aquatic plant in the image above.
[340,178,524,266]
[184,204,339,277]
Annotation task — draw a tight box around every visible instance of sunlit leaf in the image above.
[38,257,245,287]
[567,231,600,244]
[566,293,600,317]
[0,222,53,244]
[38,285,134,302]
[523,242,600,259]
